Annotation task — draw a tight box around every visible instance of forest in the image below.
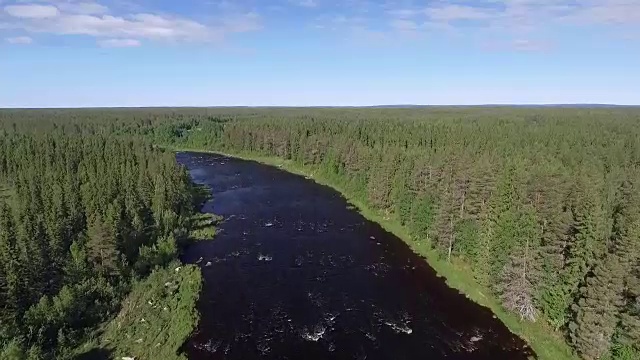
[1,107,639,360]
[0,117,213,359]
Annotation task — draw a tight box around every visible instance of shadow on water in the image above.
[176,152,535,360]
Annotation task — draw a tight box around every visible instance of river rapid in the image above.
[176,151,534,360]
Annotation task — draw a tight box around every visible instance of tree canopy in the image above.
[1,106,639,359]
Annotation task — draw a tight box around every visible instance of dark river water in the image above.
[176,152,534,360]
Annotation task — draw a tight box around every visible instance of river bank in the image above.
[171,147,576,360]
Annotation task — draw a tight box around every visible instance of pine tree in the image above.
[499,204,541,321]
[616,263,640,355]
[560,172,608,331]
[389,154,413,225]
[0,202,22,317]
[366,149,398,210]
[570,180,640,359]
[434,178,457,261]
[526,164,573,329]
[408,194,436,244]
[465,155,496,222]
[86,215,120,276]
[614,179,640,356]
[570,253,624,360]
[483,166,519,285]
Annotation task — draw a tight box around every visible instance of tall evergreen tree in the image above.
[570,180,640,359]
[86,214,121,276]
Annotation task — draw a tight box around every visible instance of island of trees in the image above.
[1,107,639,360]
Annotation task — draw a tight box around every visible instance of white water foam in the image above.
[301,325,326,342]
[258,253,273,261]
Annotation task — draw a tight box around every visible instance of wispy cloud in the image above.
[97,37,139,47]
[560,0,640,25]
[482,38,553,52]
[290,0,317,8]
[1,0,262,46]
[418,1,640,30]
[5,4,59,18]
[511,39,551,52]
[57,2,109,15]
[2,0,639,50]
[389,18,418,32]
[5,35,32,43]
[425,4,495,22]
[334,0,640,50]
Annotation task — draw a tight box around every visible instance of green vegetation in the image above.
[0,125,215,359]
[188,213,220,242]
[185,184,220,242]
[151,106,639,360]
[2,107,640,360]
[76,263,202,360]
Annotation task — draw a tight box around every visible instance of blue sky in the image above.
[0,0,639,107]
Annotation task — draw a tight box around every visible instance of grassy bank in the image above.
[173,147,577,360]
[75,263,202,360]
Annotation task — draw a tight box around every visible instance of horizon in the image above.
[1,0,639,107]
[2,103,640,109]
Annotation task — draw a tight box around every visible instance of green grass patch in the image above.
[74,263,202,360]
[0,184,14,201]
[187,212,220,242]
[171,147,578,360]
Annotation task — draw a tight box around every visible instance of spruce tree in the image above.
[570,253,624,360]
[499,204,541,321]
[86,215,120,276]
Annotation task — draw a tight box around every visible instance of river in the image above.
[176,151,534,360]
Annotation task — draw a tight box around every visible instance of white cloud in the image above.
[425,5,495,22]
[291,0,317,8]
[4,4,60,18]
[387,9,421,19]
[98,38,140,47]
[481,37,553,52]
[0,1,262,45]
[380,1,640,29]
[5,35,32,43]
[30,13,215,41]
[511,39,551,51]
[367,0,640,49]
[561,1,640,25]
[312,14,366,32]
[454,1,640,27]
[57,2,109,15]
[389,18,418,32]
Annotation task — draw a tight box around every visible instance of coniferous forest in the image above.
[1,107,639,360]
[0,116,211,359]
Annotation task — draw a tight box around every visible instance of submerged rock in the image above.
[258,254,273,261]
